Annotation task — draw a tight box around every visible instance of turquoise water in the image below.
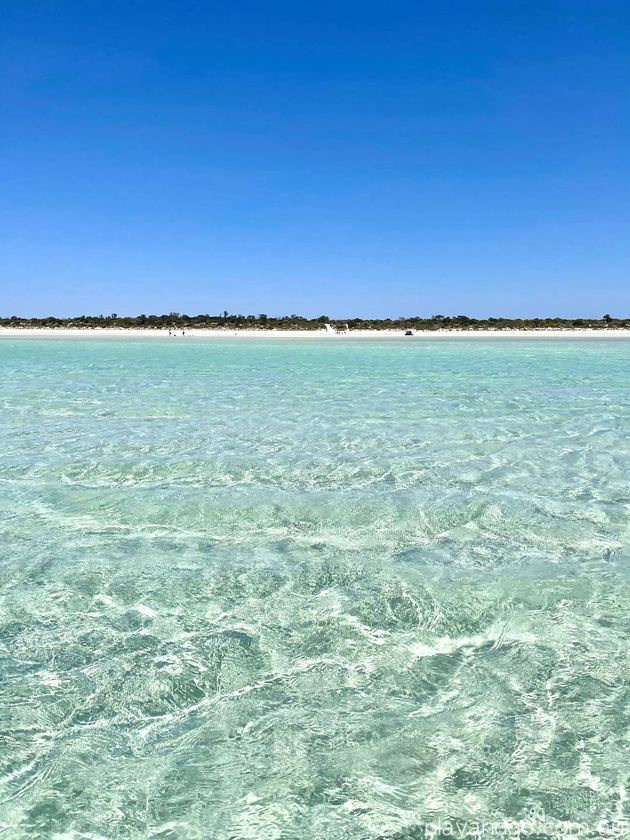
[1,337,630,840]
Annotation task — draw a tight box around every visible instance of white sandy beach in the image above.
[1,327,630,339]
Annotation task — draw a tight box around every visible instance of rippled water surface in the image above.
[1,337,630,839]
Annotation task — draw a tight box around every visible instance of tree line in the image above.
[1,312,627,330]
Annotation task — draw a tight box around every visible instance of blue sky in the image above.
[2,0,629,318]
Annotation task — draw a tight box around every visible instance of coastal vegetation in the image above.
[0,312,628,330]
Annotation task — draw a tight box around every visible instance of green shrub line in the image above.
[1,312,628,330]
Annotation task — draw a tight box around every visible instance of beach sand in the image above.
[1,327,630,339]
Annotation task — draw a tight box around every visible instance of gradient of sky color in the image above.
[2,0,629,318]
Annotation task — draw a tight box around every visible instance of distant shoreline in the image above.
[2,327,630,339]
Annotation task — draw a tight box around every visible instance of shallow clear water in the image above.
[1,337,630,840]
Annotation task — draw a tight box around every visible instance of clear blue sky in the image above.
[2,0,629,318]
